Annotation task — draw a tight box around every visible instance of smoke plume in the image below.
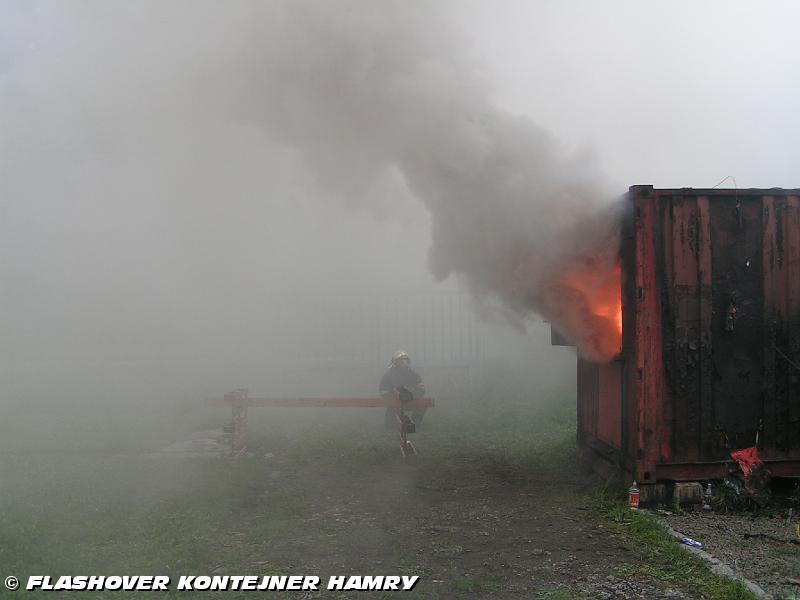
[232,1,622,360]
[2,0,622,362]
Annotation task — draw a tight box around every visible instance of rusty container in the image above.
[577,185,800,483]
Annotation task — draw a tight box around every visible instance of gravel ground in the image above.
[665,509,800,599]
[572,573,688,599]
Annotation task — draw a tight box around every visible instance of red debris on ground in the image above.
[731,446,772,501]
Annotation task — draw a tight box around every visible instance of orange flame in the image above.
[543,261,622,362]
[564,263,622,335]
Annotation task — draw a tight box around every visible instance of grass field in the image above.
[0,369,759,598]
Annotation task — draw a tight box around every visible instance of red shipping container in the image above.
[576,185,800,483]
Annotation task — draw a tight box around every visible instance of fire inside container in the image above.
[562,185,800,484]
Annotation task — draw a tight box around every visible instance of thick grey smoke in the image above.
[1,0,621,365]
[230,1,621,359]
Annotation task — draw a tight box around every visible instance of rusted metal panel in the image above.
[578,186,800,482]
[786,196,800,453]
[577,358,598,444]
[696,197,715,461]
[764,194,800,456]
[577,358,625,477]
[669,196,701,461]
[596,361,623,448]
[633,186,665,483]
[657,459,800,480]
[762,196,780,454]
[710,194,764,453]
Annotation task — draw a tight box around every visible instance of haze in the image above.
[1,1,798,445]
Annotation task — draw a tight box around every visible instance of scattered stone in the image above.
[664,511,779,598]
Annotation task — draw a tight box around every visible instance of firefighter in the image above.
[380,350,426,429]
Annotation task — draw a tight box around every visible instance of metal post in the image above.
[226,388,248,458]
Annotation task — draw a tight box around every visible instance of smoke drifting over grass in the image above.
[2,0,621,365]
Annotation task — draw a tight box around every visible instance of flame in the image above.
[564,263,623,337]
[542,260,622,362]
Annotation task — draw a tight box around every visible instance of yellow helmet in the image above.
[391,350,410,365]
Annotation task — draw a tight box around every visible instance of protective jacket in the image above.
[379,366,424,397]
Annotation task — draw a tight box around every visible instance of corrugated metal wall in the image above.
[578,186,800,482]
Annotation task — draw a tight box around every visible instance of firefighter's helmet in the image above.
[391,350,410,366]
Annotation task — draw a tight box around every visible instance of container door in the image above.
[709,197,764,452]
[596,361,623,449]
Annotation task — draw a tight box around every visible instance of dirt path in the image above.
[0,389,752,599]
[227,428,688,599]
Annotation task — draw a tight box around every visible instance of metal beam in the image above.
[209,397,434,409]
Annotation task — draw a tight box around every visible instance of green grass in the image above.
[420,374,579,484]
[0,367,769,599]
[0,454,304,598]
[532,587,575,600]
[451,568,507,592]
[0,369,574,594]
[592,484,759,600]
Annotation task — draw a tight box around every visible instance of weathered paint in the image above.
[596,361,623,448]
[577,186,800,481]
[633,189,664,482]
